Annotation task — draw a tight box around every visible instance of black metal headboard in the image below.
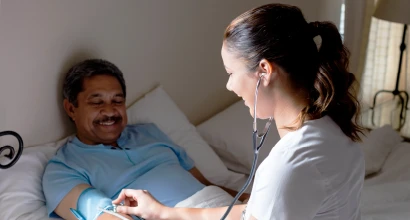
[0,131,24,169]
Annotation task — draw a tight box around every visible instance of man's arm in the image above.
[54,183,132,220]
[54,184,90,219]
[189,167,250,202]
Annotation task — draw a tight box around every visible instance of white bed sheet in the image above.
[175,185,236,208]
[361,142,410,219]
[364,142,410,186]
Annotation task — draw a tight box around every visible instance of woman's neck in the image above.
[271,90,307,138]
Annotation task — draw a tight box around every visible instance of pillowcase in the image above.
[197,100,281,174]
[359,125,403,176]
[126,86,245,186]
[0,136,71,220]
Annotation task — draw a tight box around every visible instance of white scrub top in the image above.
[243,116,365,220]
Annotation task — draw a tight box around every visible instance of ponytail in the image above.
[305,21,364,142]
[223,3,365,142]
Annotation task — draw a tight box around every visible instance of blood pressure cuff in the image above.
[69,187,113,220]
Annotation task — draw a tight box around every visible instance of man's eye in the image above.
[113,99,124,104]
[91,101,103,105]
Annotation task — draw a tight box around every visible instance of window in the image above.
[339,0,346,41]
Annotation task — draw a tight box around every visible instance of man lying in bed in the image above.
[42,59,247,220]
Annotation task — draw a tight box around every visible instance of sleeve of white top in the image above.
[249,150,327,220]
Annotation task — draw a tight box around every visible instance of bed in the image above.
[1,86,410,219]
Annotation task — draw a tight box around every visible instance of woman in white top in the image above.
[113,3,365,220]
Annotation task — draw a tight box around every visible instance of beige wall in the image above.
[0,0,341,147]
[319,0,343,27]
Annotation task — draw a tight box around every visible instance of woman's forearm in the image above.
[160,204,246,220]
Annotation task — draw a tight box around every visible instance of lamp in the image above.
[371,0,410,129]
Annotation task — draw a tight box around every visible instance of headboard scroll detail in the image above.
[0,131,24,169]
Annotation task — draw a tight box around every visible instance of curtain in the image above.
[344,0,374,80]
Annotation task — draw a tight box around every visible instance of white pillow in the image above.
[359,125,403,176]
[126,86,245,186]
[197,100,281,174]
[0,136,70,220]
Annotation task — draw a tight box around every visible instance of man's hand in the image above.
[240,193,250,203]
[219,187,250,202]
[189,167,212,186]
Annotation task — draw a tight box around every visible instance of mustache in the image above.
[94,116,122,124]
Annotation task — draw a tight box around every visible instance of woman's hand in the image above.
[112,189,169,220]
[113,189,248,220]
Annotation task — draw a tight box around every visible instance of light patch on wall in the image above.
[340,0,346,41]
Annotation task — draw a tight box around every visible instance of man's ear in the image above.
[63,99,76,121]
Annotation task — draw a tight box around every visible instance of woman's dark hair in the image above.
[62,59,126,107]
[223,3,364,142]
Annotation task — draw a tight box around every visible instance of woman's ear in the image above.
[258,59,276,86]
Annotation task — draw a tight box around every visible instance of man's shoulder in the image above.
[49,139,77,161]
[126,122,156,129]
[125,122,162,133]
[125,123,173,144]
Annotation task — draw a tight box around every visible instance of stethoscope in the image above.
[220,74,273,220]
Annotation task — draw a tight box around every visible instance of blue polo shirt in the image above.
[42,123,205,218]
